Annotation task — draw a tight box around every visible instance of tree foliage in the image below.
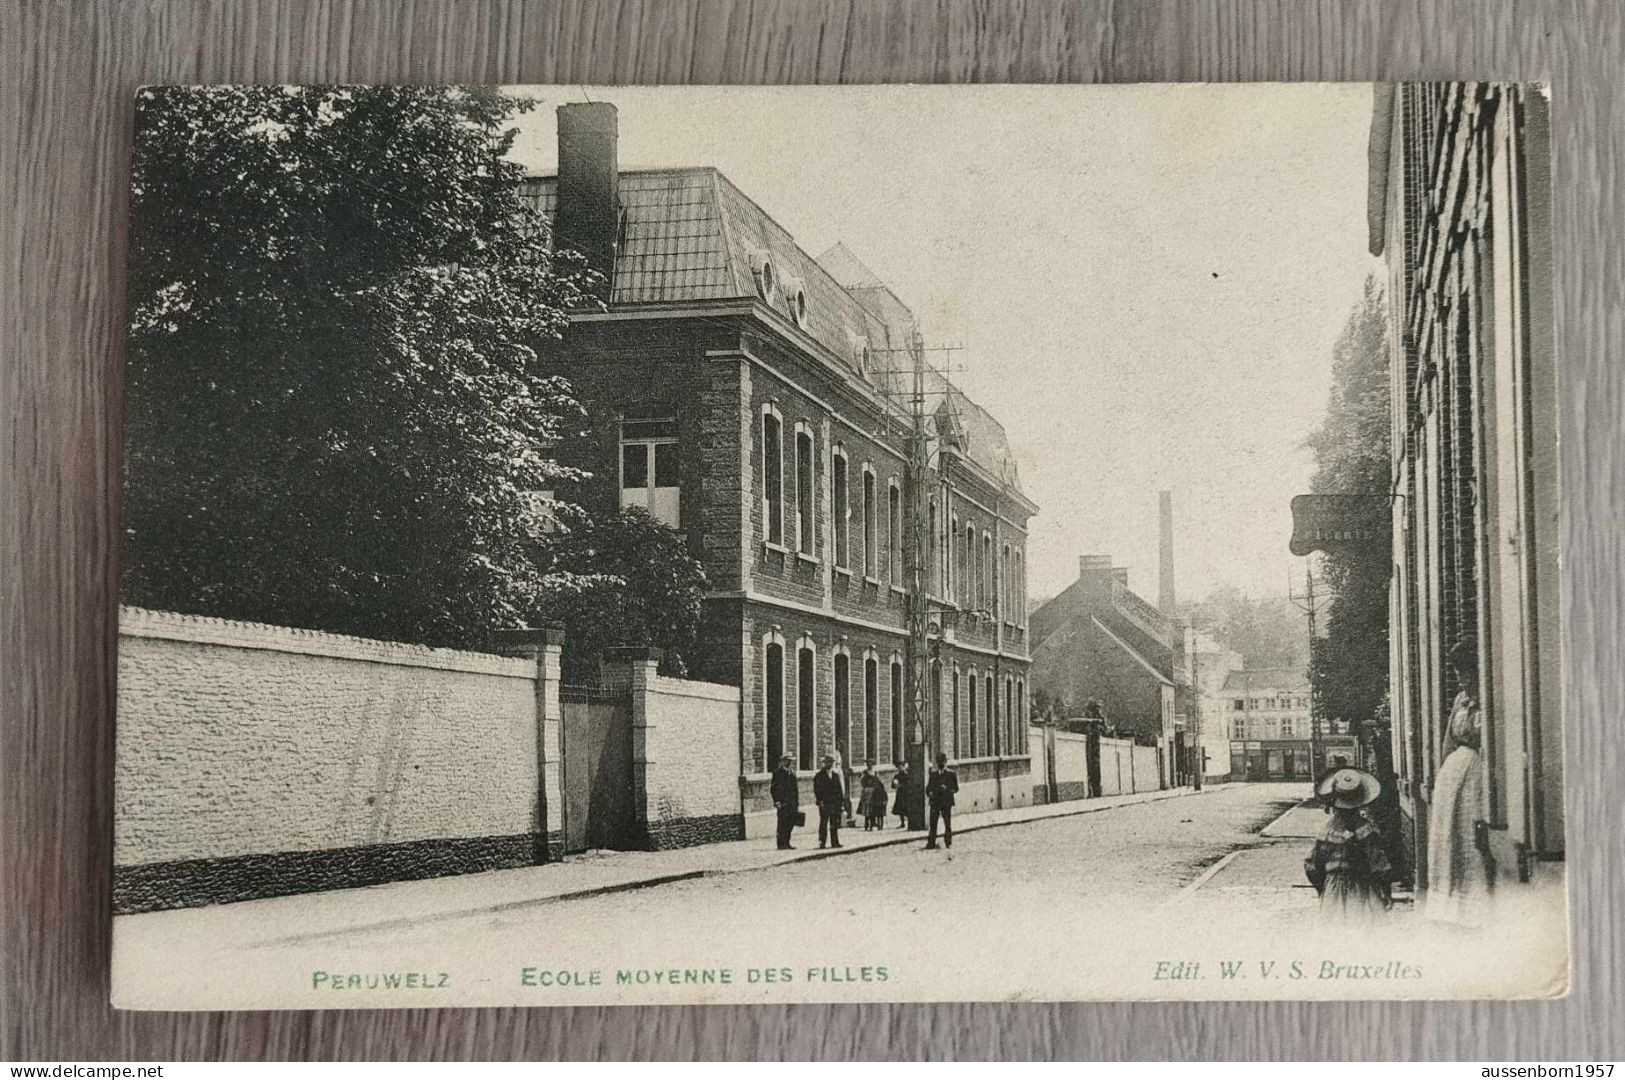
[1182,586,1309,671]
[535,508,710,680]
[1306,276,1392,726]
[124,86,601,647]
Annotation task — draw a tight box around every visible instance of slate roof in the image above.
[1091,616,1174,687]
[519,168,1024,496]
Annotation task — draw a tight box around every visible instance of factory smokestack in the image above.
[1158,490,1176,615]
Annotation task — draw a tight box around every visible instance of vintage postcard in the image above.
[113,83,1566,1009]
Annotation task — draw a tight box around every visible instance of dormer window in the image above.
[757,259,777,302]
[792,288,809,328]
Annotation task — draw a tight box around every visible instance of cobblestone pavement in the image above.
[293,782,1307,952]
[114,780,1569,1006]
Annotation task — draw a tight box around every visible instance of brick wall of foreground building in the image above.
[115,608,559,912]
[1371,83,1562,888]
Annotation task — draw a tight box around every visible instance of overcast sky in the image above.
[506,84,1383,606]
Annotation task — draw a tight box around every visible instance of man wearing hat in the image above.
[812,754,845,849]
[1304,767,1396,919]
[770,753,800,850]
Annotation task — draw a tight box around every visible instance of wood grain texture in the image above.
[3,0,1620,1061]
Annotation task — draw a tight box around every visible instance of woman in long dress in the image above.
[1425,642,1493,927]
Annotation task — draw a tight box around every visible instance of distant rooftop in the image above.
[1221,669,1310,693]
[521,167,1022,494]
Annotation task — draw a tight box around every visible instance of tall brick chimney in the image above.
[1158,490,1176,615]
[555,102,619,301]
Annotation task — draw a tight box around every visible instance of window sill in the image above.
[890,585,906,596]
[863,575,881,587]
[833,566,852,579]
[763,541,790,556]
[795,552,820,567]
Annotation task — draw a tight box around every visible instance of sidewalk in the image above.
[122,783,1225,949]
[1173,796,1418,922]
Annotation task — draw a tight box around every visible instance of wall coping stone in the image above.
[603,645,664,663]
[647,674,740,703]
[119,606,535,679]
[491,627,566,653]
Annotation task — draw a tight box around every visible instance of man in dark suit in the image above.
[770,753,799,850]
[812,754,845,849]
[924,751,959,850]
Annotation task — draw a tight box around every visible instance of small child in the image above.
[857,762,887,831]
[1304,768,1395,921]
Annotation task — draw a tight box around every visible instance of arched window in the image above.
[832,447,850,569]
[1014,549,1025,626]
[930,659,943,751]
[763,633,785,771]
[951,666,962,758]
[983,533,994,617]
[971,528,981,609]
[862,466,877,579]
[887,481,903,585]
[890,656,904,760]
[864,652,879,764]
[955,522,968,607]
[761,407,784,546]
[928,499,939,596]
[834,649,851,764]
[1005,677,1015,756]
[1002,543,1012,621]
[797,637,816,770]
[794,424,815,556]
[967,667,979,757]
[985,674,996,757]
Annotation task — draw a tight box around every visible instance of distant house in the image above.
[1175,627,1241,783]
[1029,555,1178,787]
[1222,668,1358,781]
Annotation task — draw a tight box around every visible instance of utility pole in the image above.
[901,329,930,830]
[1289,561,1330,780]
[1188,625,1203,791]
[873,335,966,830]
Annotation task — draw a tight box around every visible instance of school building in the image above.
[530,102,1038,837]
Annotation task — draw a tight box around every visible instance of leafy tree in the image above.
[1182,586,1308,671]
[1306,276,1392,727]
[124,86,600,646]
[534,508,709,680]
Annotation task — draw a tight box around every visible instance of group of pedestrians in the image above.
[770,752,960,852]
[1304,640,1492,929]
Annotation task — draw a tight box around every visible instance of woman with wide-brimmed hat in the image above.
[1305,767,1396,920]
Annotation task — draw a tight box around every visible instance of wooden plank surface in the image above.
[3,0,1620,1060]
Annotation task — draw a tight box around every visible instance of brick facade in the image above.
[548,307,1037,836]
[1370,83,1562,885]
[535,107,1038,837]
